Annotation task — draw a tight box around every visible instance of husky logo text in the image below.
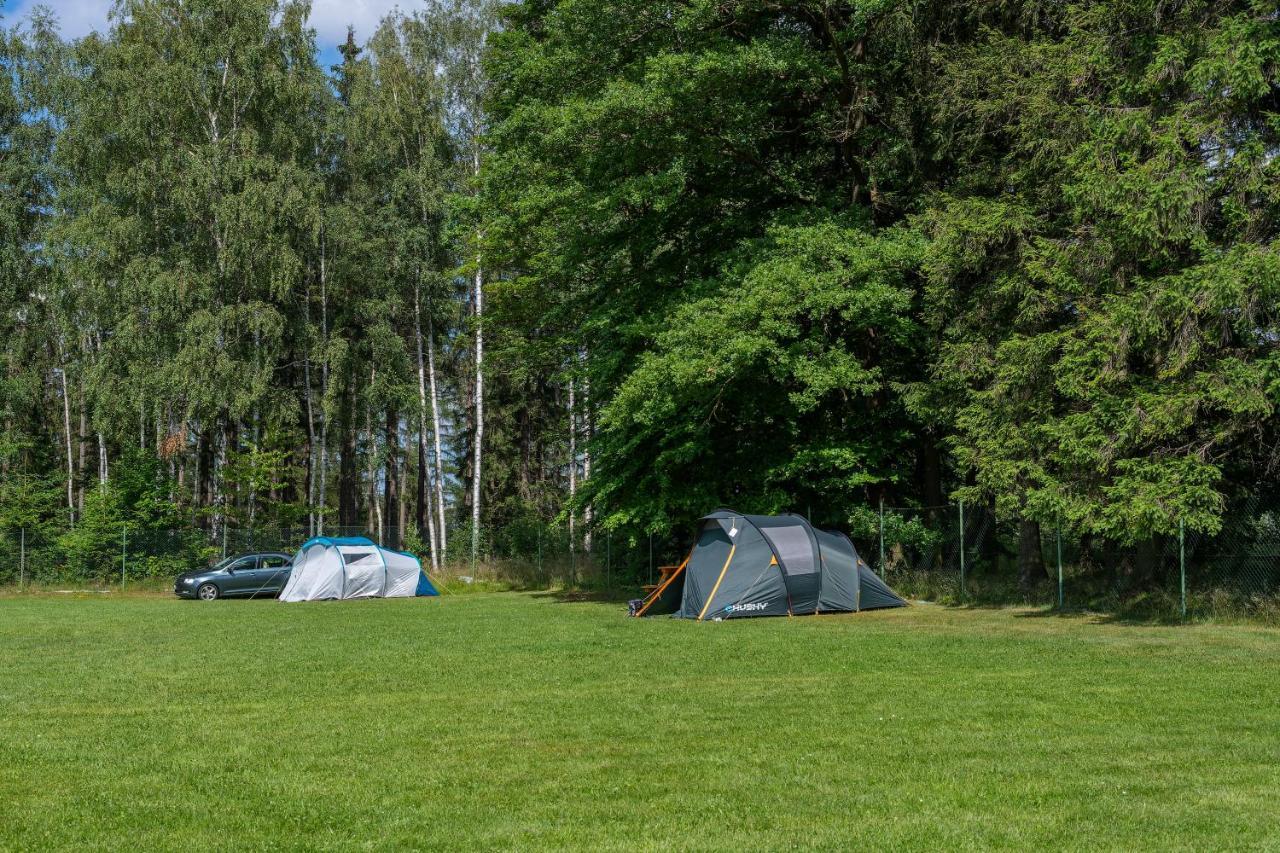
[725,602,768,613]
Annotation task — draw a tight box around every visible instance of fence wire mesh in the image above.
[4,498,1280,617]
[0,519,682,597]
[852,497,1280,617]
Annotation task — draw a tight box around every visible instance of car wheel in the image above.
[197,583,220,601]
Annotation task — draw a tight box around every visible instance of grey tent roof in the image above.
[638,509,906,619]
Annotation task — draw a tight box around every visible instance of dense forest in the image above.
[1,0,1277,585]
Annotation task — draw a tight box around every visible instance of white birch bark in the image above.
[366,369,383,542]
[582,366,593,554]
[317,231,329,535]
[471,256,484,562]
[415,279,441,571]
[428,313,447,560]
[59,366,74,526]
[304,277,316,537]
[568,375,576,552]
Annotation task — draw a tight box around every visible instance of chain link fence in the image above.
[852,497,1280,619]
[0,519,686,598]
[4,499,1279,618]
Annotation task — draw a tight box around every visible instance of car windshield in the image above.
[208,556,237,571]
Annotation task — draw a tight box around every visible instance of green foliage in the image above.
[595,221,923,530]
[56,489,124,581]
[917,0,1280,543]
[0,474,61,534]
[2,0,1278,594]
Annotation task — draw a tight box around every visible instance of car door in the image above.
[223,556,260,596]
[258,554,291,595]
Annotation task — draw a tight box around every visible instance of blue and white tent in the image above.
[279,536,438,602]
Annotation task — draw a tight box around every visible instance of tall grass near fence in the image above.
[861,496,1280,622]
[0,520,684,598]
[5,498,1280,622]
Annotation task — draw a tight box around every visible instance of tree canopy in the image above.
[0,0,1276,586]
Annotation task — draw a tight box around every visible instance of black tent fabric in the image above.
[633,509,907,619]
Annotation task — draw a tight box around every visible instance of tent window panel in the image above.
[342,551,377,564]
[760,526,816,574]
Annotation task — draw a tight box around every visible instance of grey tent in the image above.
[634,509,905,619]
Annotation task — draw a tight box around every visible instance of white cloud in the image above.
[5,0,413,46]
[6,0,114,40]
[308,0,410,45]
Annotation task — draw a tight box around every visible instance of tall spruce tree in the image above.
[916,0,1280,560]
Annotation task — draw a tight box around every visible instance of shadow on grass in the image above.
[1007,605,1190,627]
[929,595,1220,627]
[527,587,640,604]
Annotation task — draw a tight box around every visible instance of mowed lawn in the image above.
[2,594,1279,850]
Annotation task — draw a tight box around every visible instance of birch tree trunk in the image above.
[428,313,447,560]
[97,433,108,486]
[471,256,484,562]
[582,368,592,554]
[415,280,441,571]
[366,371,383,541]
[77,385,86,513]
[192,425,201,510]
[567,375,576,553]
[384,405,399,549]
[59,366,75,526]
[304,276,317,536]
[317,236,329,535]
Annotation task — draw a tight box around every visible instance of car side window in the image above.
[230,557,257,572]
[261,556,288,570]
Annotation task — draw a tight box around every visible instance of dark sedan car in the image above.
[174,553,293,600]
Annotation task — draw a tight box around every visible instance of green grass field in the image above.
[2,592,1279,850]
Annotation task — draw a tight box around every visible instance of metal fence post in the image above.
[878,497,886,578]
[606,532,612,594]
[958,500,966,600]
[1056,515,1064,610]
[121,525,128,589]
[19,527,26,589]
[1179,518,1187,622]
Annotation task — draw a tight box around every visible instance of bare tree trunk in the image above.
[417,440,432,557]
[77,386,86,514]
[168,408,178,500]
[582,368,593,554]
[304,276,317,536]
[192,424,202,512]
[385,405,399,549]
[428,314,447,560]
[317,238,329,535]
[397,447,408,552]
[1017,519,1048,591]
[58,366,75,526]
[365,369,383,542]
[568,375,576,553]
[415,281,440,571]
[471,255,484,562]
[97,433,108,486]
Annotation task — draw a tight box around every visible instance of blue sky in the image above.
[3,0,414,63]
